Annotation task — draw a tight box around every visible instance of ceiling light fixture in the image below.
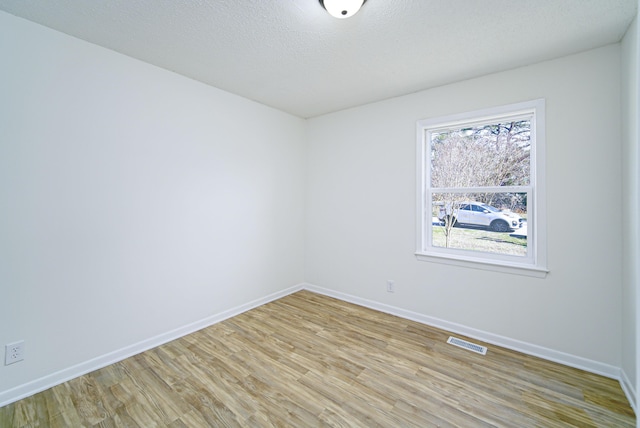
[319,0,367,19]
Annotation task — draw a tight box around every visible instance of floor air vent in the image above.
[447,336,487,355]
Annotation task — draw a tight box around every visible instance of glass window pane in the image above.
[431,192,528,257]
[430,120,531,188]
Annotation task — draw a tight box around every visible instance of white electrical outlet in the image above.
[387,280,395,293]
[5,341,25,365]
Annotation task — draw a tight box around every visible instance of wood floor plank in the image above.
[0,290,635,427]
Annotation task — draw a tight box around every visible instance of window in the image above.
[416,100,547,277]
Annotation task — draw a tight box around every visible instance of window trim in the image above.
[415,99,548,278]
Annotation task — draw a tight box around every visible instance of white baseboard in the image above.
[620,369,638,415]
[0,283,304,408]
[303,283,623,380]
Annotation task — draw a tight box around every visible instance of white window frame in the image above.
[415,99,548,277]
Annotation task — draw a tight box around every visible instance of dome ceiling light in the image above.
[319,0,368,19]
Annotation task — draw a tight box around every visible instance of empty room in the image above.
[1,0,639,426]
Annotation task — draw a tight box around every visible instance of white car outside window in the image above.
[443,202,523,232]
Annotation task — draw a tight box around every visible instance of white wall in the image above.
[0,11,306,401]
[306,45,624,369]
[622,12,639,412]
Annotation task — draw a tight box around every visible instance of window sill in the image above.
[415,252,548,278]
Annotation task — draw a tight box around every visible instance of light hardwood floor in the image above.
[0,290,635,427]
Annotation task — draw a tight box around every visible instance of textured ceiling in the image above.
[0,0,637,118]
